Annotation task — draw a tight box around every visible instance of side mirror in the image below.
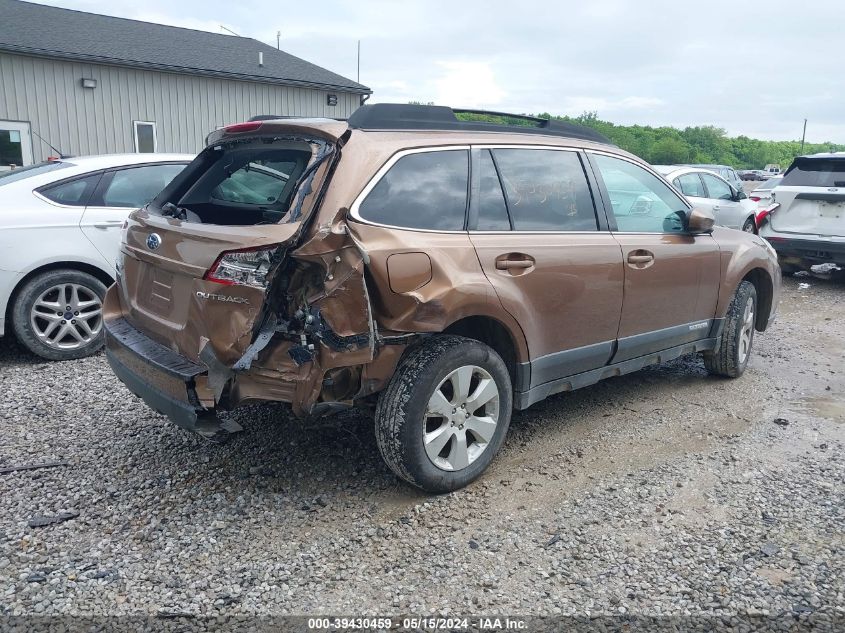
[734,189,748,201]
[687,207,715,234]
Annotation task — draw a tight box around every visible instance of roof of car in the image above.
[796,152,845,160]
[346,104,614,144]
[220,105,617,151]
[0,0,370,94]
[681,163,734,170]
[651,165,676,175]
[651,165,734,183]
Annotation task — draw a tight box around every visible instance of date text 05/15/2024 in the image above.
[307,617,527,631]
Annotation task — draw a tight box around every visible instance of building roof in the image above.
[0,0,370,94]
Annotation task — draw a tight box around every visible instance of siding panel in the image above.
[0,52,361,162]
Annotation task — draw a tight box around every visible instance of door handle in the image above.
[627,254,654,264]
[496,259,533,270]
[712,205,721,211]
[494,253,535,273]
[92,221,123,229]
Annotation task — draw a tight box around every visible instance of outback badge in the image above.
[146,233,162,250]
[196,291,249,305]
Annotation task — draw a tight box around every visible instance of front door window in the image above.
[591,154,689,233]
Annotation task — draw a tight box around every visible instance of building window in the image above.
[133,121,157,153]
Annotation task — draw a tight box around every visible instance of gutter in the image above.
[0,45,373,95]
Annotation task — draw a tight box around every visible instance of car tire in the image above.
[741,216,757,234]
[12,269,108,361]
[374,335,512,493]
[703,280,757,378]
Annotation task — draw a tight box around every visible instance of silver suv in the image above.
[758,153,845,274]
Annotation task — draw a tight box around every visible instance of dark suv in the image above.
[103,104,780,492]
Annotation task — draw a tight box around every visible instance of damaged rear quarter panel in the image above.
[247,132,529,414]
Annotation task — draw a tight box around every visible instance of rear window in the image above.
[760,177,782,189]
[0,161,72,186]
[170,143,314,225]
[212,162,293,205]
[781,159,845,187]
[38,173,102,206]
[358,150,469,230]
[674,173,705,197]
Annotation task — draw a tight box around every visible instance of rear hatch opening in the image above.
[110,122,383,418]
[152,134,331,226]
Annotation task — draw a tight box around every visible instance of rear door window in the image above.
[781,159,845,187]
[97,164,185,208]
[490,149,597,231]
[358,150,469,230]
[38,173,102,206]
[674,173,706,198]
[701,173,733,200]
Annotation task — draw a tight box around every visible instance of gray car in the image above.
[686,164,745,191]
[653,166,759,232]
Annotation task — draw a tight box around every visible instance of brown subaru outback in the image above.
[103,104,780,493]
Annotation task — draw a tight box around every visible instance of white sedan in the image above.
[653,165,759,233]
[0,153,192,360]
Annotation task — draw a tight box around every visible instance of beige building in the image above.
[0,0,370,168]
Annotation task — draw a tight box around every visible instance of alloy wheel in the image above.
[423,365,500,471]
[738,296,755,364]
[30,283,103,351]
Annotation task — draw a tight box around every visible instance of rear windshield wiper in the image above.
[161,202,189,220]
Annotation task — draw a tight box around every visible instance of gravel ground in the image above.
[0,274,843,626]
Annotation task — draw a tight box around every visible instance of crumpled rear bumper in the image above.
[105,317,239,437]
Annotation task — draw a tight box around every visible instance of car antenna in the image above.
[30,128,68,159]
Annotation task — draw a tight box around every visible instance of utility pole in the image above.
[277,31,281,50]
[800,118,807,154]
[357,40,361,83]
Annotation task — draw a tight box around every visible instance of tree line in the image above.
[451,109,844,169]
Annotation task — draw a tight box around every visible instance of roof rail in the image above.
[346,104,612,145]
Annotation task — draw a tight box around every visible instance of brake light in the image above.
[204,245,279,289]
[749,196,761,202]
[756,203,779,227]
[223,121,263,134]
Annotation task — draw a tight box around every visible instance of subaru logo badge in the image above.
[146,233,162,250]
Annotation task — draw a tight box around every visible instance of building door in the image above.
[0,121,34,171]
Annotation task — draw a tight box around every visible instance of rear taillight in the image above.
[223,121,263,134]
[756,203,779,227]
[204,245,279,289]
[749,196,761,202]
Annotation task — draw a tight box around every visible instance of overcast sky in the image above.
[31,0,845,143]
